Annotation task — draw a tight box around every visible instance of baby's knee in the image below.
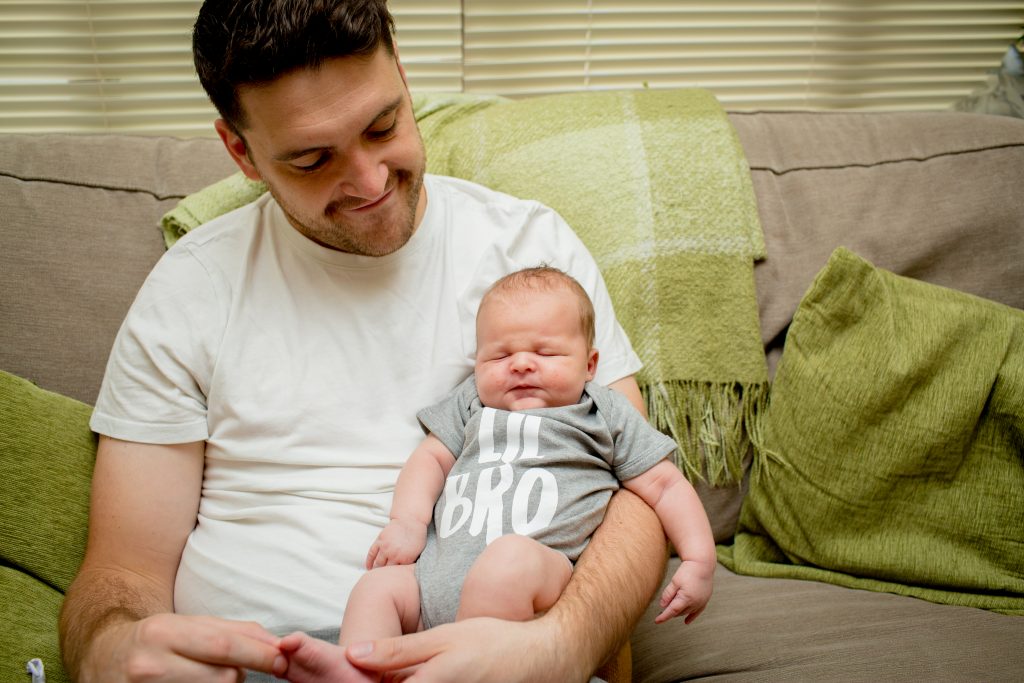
[468,535,561,587]
[458,535,571,621]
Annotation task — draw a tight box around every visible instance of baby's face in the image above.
[474,289,597,411]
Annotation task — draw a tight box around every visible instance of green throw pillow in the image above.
[1,369,95,682]
[0,369,96,592]
[719,248,1024,614]
[1,567,70,683]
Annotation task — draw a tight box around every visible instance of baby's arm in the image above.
[622,459,716,624]
[366,433,456,569]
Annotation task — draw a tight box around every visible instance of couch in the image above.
[2,91,1023,682]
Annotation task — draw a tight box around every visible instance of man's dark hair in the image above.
[193,0,396,130]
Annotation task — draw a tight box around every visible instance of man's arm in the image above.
[60,436,285,682]
[347,374,667,682]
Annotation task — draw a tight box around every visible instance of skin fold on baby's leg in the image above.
[281,564,421,683]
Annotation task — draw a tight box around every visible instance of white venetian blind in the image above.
[1,1,212,136]
[0,0,462,136]
[0,1,1020,136]
[463,0,1023,110]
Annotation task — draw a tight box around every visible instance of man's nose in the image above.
[339,145,388,200]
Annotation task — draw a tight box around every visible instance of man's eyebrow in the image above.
[274,97,404,163]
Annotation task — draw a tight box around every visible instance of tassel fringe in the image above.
[641,379,778,487]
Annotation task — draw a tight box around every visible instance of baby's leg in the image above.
[282,564,421,683]
[456,534,573,622]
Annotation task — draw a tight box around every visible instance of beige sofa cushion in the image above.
[733,111,1024,377]
[0,134,235,404]
[631,561,1024,682]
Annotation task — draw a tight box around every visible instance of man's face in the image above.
[217,48,427,256]
[474,289,599,412]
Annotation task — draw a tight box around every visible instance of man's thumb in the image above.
[346,631,438,672]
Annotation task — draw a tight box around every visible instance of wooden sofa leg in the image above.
[594,641,632,683]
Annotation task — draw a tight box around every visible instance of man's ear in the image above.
[587,348,599,381]
[215,118,262,181]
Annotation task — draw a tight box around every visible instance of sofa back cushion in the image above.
[0,134,236,404]
[733,111,1024,377]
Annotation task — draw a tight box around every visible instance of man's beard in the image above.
[272,166,424,256]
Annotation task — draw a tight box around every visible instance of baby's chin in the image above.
[501,396,552,411]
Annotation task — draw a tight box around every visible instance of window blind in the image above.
[0,0,462,136]
[462,1,1024,110]
[0,1,1020,136]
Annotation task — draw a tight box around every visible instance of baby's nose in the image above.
[510,352,535,371]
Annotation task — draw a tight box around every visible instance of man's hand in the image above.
[366,518,428,568]
[82,613,286,682]
[345,618,559,683]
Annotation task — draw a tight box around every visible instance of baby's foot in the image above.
[279,632,379,683]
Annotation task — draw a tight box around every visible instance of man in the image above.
[58,1,665,680]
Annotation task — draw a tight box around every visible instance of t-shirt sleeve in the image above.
[90,243,225,444]
[416,375,478,459]
[590,384,678,481]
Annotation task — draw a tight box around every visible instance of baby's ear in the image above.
[587,348,599,380]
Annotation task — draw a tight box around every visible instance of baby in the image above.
[280,266,716,682]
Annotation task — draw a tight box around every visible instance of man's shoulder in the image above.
[174,192,272,253]
[142,194,274,302]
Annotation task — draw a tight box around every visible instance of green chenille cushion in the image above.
[0,567,70,683]
[719,248,1024,614]
[0,369,96,593]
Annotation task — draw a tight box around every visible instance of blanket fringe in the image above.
[642,380,773,487]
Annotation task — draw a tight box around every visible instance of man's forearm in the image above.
[59,565,171,681]
[548,487,666,681]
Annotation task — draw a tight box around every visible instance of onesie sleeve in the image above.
[588,383,678,482]
[416,375,479,459]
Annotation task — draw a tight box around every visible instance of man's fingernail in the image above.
[348,641,373,658]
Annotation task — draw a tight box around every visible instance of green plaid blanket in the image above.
[161,90,768,485]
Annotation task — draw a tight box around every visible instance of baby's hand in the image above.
[655,559,714,624]
[365,518,427,569]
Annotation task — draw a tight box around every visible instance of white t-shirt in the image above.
[91,174,642,633]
